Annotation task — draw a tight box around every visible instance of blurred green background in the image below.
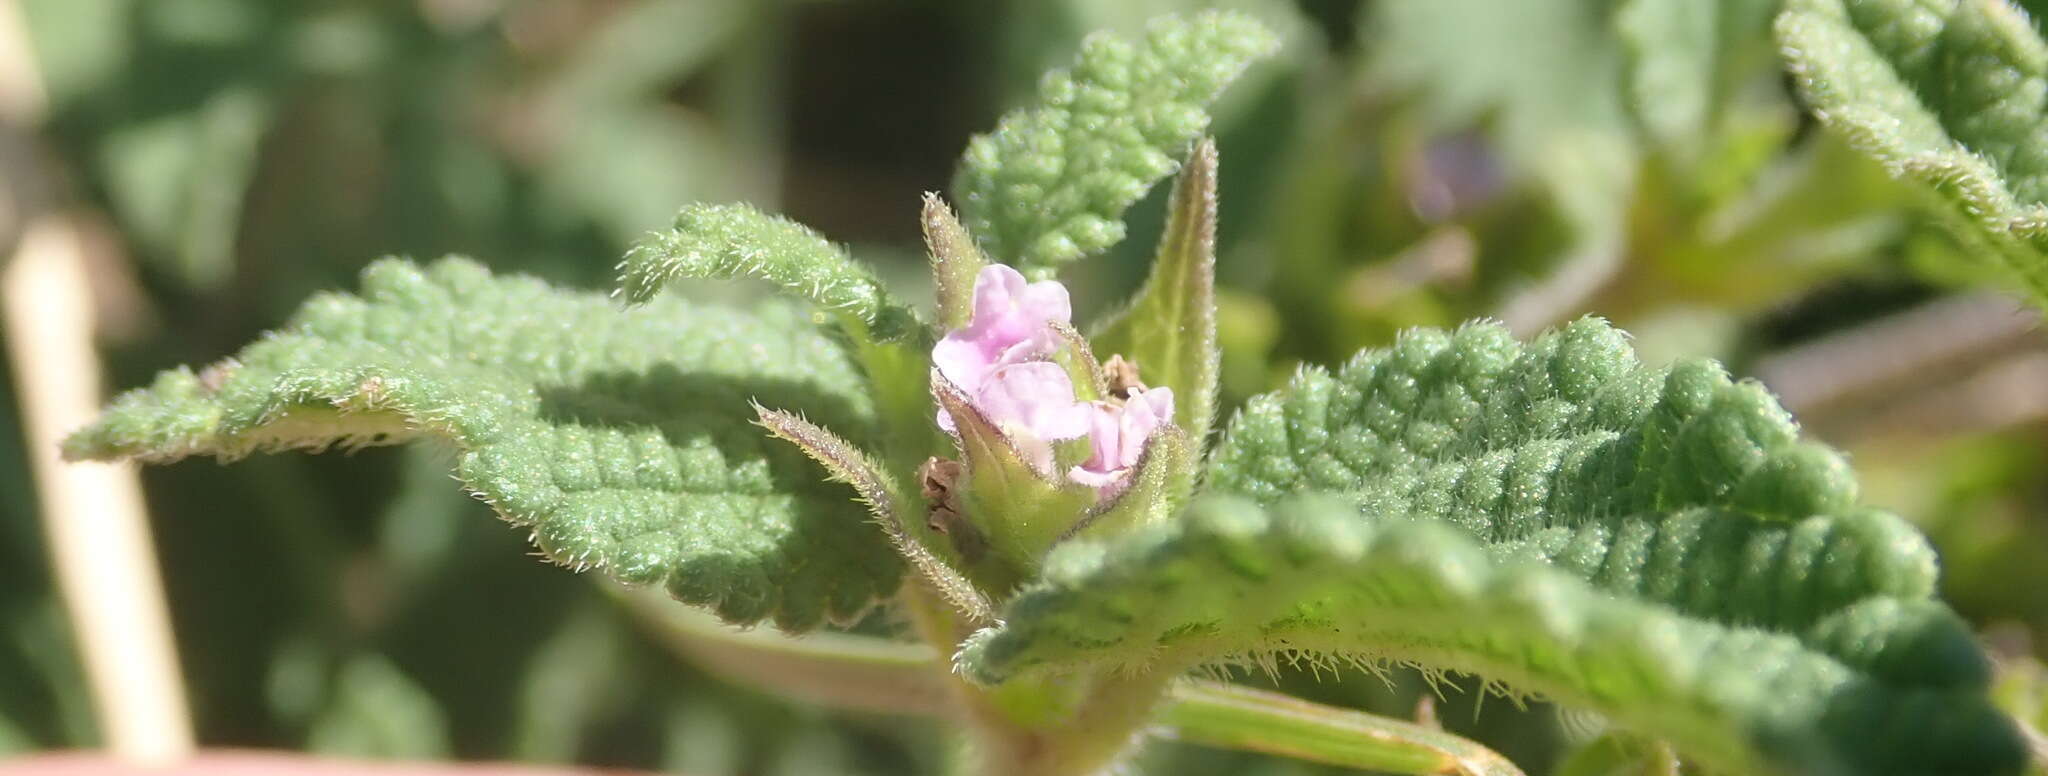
[5,0,2047,773]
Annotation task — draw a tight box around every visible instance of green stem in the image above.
[955,668,1176,776]
[621,581,1524,775]
[608,583,951,715]
[895,584,1171,776]
[1159,681,1526,776]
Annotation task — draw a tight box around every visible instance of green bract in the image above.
[1778,0,2048,307]
[65,258,899,630]
[1092,138,1222,447]
[952,11,1277,274]
[962,318,2024,775]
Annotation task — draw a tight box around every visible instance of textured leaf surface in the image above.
[1779,0,2048,306]
[618,203,922,340]
[952,11,1277,274]
[68,258,900,630]
[964,319,2022,775]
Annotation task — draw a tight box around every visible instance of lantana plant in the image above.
[64,10,2032,776]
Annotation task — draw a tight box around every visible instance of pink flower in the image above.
[931,265,1072,394]
[934,265,1076,435]
[1069,387,1175,490]
[930,263,1176,492]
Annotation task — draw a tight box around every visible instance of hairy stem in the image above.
[610,583,950,715]
[622,577,1531,774]
[904,585,1175,776]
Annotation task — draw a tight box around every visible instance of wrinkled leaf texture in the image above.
[68,258,901,631]
[964,318,2022,776]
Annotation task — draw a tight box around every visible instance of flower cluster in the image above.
[933,265,1172,493]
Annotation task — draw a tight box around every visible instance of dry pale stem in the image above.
[4,216,195,763]
[2,0,193,759]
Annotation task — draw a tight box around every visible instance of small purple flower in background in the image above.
[1070,387,1174,492]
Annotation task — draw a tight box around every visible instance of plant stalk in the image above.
[903,583,1175,776]
[625,578,1525,774]
[1,0,194,761]
[4,215,196,763]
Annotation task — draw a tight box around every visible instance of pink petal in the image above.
[931,336,995,400]
[978,362,1091,441]
[1114,387,1174,469]
[935,265,1073,393]
[968,264,1028,329]
[1068,387,1177,488]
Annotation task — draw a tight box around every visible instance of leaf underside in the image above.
[951,10,1277,275]
[67,257,901,631]
[617,202,922,340]
[962,318,2022,775]
[1779,0,2048,306]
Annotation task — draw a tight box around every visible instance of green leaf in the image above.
[67,257,901,630]
[965,496,2019,775]
[623,578,1525,775]
[618,203,923,341]
[1204,318,1870,529]
[1091,137,1221,446]
[1988,655,2048,774]
[961,319,2023,775]
[1778,0,2048,306]
[952,11,1277,274]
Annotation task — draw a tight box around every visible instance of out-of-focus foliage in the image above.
[10,0,2048,774]
[1990,655,2048,776]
